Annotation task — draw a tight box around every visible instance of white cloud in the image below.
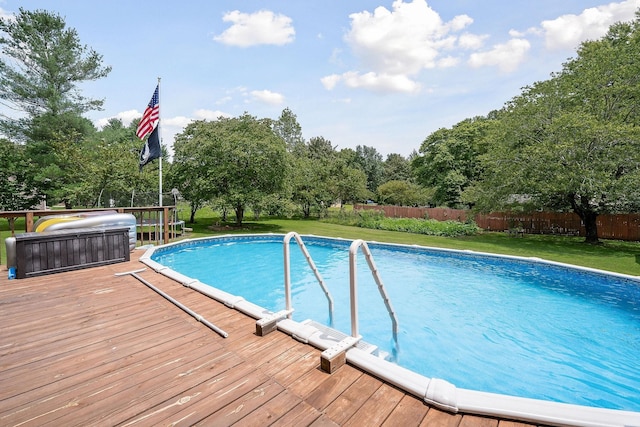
[163,116,193,127]
[458,33,488,50]
[193,109,230,121]
[323,0,640,94]
[322,71,421,94]
[215,96,232,105]
[320,74,342,91]
[329,48,344,66]
[323,0,492,94]
[214,10,295,47]
[95,109,140,128]
[540,0,640,50]
[345,0,473,75]
[250,89,285,105]
[436,56,460,68]
[468,38,531,73]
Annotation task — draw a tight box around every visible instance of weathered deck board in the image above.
[0,252,541,426]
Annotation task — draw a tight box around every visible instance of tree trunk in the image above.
[189,204,197,223]
[235,204,244,225]
[582,210,599,244]
[568,193,599,244]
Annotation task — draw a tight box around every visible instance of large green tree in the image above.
[0,8,111,141]
[377,180,431,206]
[168,120,214,222]
[171,113,288,225]
[0,8,111,208]
[354,145,385,194]
[86,119,152,208]
[273,107,305,155]
[467,14,640,243]
[333,149,370,206]
[383,153,412,183]
[290,136,340,218]
[413,116,491,208]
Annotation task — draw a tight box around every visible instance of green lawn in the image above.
[2,210,640,276]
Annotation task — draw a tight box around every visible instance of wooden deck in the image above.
[0,252,539,426]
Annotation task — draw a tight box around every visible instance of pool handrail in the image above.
[349,239,399,346]
[283,232,334,325]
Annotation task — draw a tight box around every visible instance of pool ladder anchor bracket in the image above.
[256,309,294,336]
[320,335,362,374]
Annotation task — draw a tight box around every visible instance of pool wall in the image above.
[140,233,640,427]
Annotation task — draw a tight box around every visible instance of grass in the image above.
[2,207,640,276]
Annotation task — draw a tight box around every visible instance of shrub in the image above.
[322,209,479,237]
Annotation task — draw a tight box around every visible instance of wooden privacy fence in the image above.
[354,205,640,241]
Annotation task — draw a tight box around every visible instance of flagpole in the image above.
[157,76,163,208]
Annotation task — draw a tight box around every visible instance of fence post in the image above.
[25,212,34,232]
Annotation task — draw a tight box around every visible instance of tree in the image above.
[354,145,385,194]
[377,180,432,206]
[333,163,369,207]
[467,14,640,243]
[87,119,149,208]
[333,149,371,207]
[0,139,42,210]
[0,8,111,142]
[290,155,330,217]
[0,139,43,234]
[169,120,218,223]
[287,136,338,218]
[383,153,412,183]
[273,107,305,155]
[413,117,491,208]
[308,136,335,159]
[171,113,288,225]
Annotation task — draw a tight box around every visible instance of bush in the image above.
[373,217,479,237]
[322,209,479,237]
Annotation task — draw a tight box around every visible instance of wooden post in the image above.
[163,206,170,244]
[320,336,360,374]
[25,212,34,232]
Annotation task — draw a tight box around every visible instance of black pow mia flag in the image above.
[139,127,161,171]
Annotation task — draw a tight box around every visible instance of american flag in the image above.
[136,85,159,140]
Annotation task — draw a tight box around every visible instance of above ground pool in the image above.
[143,234,640,426]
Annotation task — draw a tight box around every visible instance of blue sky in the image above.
[2,0,639,157]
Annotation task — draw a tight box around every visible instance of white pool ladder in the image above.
[283,232,334,325]
[274,234,400,373]
[349,239,399,347]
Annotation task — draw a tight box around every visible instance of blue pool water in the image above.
[151,235,640,411]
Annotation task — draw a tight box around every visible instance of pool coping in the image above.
[139,233,640,427]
